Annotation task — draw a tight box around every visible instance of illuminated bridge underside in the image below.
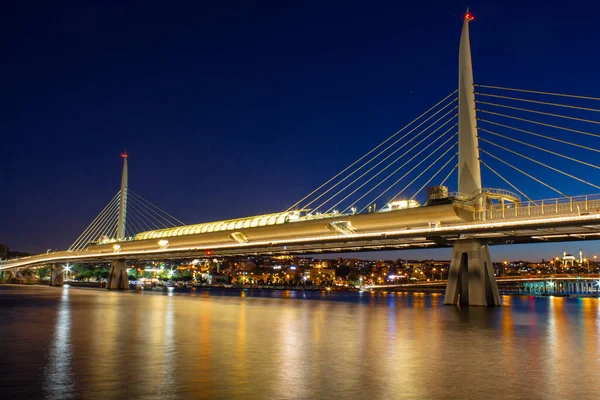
[4,200,600,270]
[134,210,309,240]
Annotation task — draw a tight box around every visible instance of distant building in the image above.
[308,268,335,283]
[0,244,7,260]
[562,251,576,267]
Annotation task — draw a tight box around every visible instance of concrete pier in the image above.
[50,264,64,286]
[444,239,501,306]
[106,259,129,289]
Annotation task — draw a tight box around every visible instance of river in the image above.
[0,285,599,399]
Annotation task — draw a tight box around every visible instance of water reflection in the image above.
[1,286,599,399]
[159,296,177,399]
[233,301,248,389]
[44,287,74,399]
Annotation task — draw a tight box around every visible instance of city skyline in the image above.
[3,1,600,260]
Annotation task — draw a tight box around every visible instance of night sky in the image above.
[3,1,600,261]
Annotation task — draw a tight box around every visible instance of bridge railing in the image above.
[476,193,600,221]
[448,187,522,203]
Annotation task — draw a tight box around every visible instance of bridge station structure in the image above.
[4,13,600,306]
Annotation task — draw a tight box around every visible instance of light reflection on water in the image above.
[44,287,74,399]
[0,286,599,399]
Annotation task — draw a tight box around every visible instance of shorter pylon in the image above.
[444,239,501,306]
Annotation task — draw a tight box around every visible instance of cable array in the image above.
[475,84,600,201]
[289,91,459,214]
[69,189,184,251]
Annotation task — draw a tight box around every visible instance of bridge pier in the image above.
[50,264,64,286]
[0,270,14,283]
[444,239,501,306]
[106,259,129,289]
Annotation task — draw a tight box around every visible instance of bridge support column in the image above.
[0,271,14,283]
[444,239,501,306]
[106,259,129,290]
[50,264,64,286]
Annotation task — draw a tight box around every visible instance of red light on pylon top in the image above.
[465,12,474,21]
[121,152,128,158]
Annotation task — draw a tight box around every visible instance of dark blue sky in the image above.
[3,0,600,261]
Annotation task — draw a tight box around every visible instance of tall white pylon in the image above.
[457,10,482,197]
[445,11,501,306]
[117,152,128,240]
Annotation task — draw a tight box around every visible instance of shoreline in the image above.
[3,282,599,298]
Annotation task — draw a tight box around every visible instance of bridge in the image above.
[365,276,600,297]
[3,12,600,306]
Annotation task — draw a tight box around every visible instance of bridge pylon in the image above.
[117,152,128,241]
[444,11,501,306]
[105,154,131,290]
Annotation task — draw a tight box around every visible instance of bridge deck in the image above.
[4,196,600,270]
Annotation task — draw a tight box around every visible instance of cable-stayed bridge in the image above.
[3,13,600,306]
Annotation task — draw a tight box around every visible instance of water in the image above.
[1,285,599,399]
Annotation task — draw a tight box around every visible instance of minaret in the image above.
[457,11,482,197]
[117,152,128,240]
